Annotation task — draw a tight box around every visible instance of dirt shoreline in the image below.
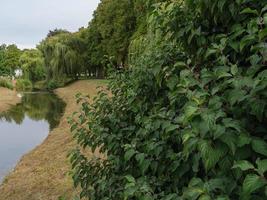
[0,87,20,113]
[0,80,106,200]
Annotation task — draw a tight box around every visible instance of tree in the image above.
[38,31,86,84]
[0,44,22,76]
[47,28,70,38]
[19,49,46,82]
[84,0,136,68]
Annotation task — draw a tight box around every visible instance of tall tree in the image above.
[19,49,45,82]
[38,32,86,83]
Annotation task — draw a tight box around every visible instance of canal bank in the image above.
[0,88,20,113]
[0,80,106,200]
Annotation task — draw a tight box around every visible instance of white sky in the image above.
[0,0,100,49]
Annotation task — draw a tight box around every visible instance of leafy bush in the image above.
[46,78,73,90]
[46,80,60,90]
[0,78,13,90]
[15,79,32,91]
[69,1,267,199]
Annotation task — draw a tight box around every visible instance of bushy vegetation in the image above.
[0,44,45,90]
[0,78,13,90]
[69,0,267,200]
[15,79,33,91]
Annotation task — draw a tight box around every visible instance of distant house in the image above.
[14,68,23,78]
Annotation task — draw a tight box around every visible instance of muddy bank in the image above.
[0,88,20,113]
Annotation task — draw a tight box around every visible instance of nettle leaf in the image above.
[220,133,237,154]
[199,140,227,171]
[183,187,205,200]
[259,28,267,40]
[232,160,255,171]
[230,64,238,75]
[184,104,199,121]
[125,175,136,183]
[240,8,259,16]
[250,100,266,121]
[240,35,256,51]
[242,174,267,196]
[135,153,145,165]
[125,149,136,161]
[140,159,151,175]
[256,159,267,176]
[205,48,217,58]
[251,139,267,156]
[227,89,247,106]
[167,76,179,90]
[237,134,251,147]
[174,61,187,69]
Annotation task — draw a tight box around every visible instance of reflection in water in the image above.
[0,92,66,182]
[0,92,66,130]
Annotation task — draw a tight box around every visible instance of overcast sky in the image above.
[0,0,100,49]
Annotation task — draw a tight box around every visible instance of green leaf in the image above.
[124,149,136,161]
[135,153,145,165]
[242,174,266,196]
[230,64,238,75]
[165,124,179,133]
[250,100,266,121]
[261,5,267,14]
[183,187,204,199]
[259,28,267,40]
[218,0,226,12]
[184,105,199,120]
[256,159,267,175]
[252,139,267,156]
[125,175,135,183]
[232,160,255,171]
[174,61,187,69]
[237,134,251,147]
[140,159,151,175]
[205,48,217,58]
[227,89,246,106]
[240,35,256,51]
[199,140,227,171]
[199,194,212,200]
[240,8,259,16]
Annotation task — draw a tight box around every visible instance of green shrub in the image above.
[15,79,32,91]
[69,1,267,200]
[46,80,59,90]
[0,78,13,90]
[46,78,74,90]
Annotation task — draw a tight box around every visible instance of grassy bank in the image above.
[0,80,107,200]
[0,87,20,112]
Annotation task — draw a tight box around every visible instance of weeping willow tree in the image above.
[38,31,86,85]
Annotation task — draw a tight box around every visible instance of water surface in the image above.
[0,92,65,182]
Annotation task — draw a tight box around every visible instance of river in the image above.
[0,92,65,182]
